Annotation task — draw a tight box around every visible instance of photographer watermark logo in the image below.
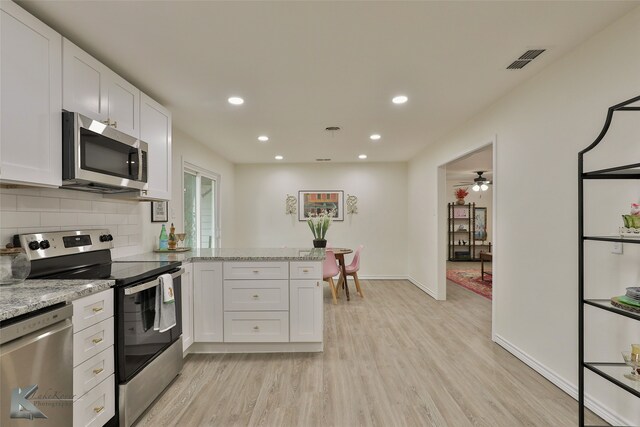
[10,384,47,420]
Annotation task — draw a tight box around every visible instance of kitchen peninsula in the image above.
[118,248,326,353]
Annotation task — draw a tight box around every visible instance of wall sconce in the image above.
[285,194,297,216]
[346,194,358,215]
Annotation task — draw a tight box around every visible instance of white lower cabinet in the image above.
[290,280,323,342]
[193,262,223,342]
[192,260,323,349]
[72,289,115,427]
[73,374,115,427]
[181,263,194,350]
[223,311,289,342]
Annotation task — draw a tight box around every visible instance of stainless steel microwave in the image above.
[62,111,148,193]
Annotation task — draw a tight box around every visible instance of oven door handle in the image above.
[124,268,184,295]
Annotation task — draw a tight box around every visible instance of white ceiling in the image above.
[19,1,638,164]
[446,146,493,182]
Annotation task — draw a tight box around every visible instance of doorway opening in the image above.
[439,141,496,336]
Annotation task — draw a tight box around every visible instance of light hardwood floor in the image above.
[136,279,605,426]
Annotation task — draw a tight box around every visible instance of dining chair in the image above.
[322,250,340,304]
[344,245,364,298]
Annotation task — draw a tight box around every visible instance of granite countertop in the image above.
[115,247,326,263]
[0,279,114,321]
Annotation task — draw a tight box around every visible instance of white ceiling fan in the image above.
[454,171,492,192]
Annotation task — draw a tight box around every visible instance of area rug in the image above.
[447,269,492,300]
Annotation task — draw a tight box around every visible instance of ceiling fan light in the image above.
[472,184,480,192]
[481,183,488,191]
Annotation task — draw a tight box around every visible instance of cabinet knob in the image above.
[92,306,103,313]
[93,406,105,414]
[93,367,104,375]
[92,337,103,345]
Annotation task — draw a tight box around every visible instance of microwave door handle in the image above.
[137,148,143,181]
[124,268,185,295]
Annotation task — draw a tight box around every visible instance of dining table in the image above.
[330,247,353,301]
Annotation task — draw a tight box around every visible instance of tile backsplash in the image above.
[0,186,144,256]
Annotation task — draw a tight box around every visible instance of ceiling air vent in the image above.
[315,158,332,162]
[507,49,546,70]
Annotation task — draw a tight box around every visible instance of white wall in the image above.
[234,162,408,278]
[141,128,236,251]
[408,6,640,425]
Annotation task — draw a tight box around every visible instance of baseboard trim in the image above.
[407,276,438,299]
[358,275,409,280]
[494,334,630,427]
[189,341,323,354]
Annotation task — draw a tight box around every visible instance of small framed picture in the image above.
[151,201,168,222]
[298,191,344,221]
[453,206,469,219]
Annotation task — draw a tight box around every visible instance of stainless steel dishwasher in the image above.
[1,304,73,426]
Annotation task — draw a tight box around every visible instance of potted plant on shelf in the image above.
[307,210,334,248]
[455,187,469,205]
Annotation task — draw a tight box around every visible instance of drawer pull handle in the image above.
[92,337,103,345]
[253,326,259,331]
[94,406,105,414]
[92,306,104,313]
[252,294,259,299]
[303,269,309,273]
[252,270,259,273]
[93,367,104,375]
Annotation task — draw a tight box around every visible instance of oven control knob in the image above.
[28,241,40,251]
[100,235,108,242]
[39,240,50,250]
[107,234,113,241]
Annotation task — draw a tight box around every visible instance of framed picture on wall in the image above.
[474,207,487,241]
[298,191,344,221]
[151,201,168,222]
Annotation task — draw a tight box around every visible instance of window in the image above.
[183,163,220,248]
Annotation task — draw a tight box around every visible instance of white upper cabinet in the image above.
[63,38,140,138]
[140,93,172,201]
[0,2,62,187]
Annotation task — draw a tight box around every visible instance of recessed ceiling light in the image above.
[275,155,284,160]
[258,135,269,142]
[369,134,381,141]
[392,95,408,104]
[358,154,367,160]
[228,96,244,105]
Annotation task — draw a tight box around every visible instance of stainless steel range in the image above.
[16,229,184,427]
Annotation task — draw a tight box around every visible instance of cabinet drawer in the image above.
[74,319,114,367]
[223,280,288,311]
[73,346,114,399]
[73,289,113,332]
[73,374,115,427]
[290,262,322,280]
[223,262,288,280]
[224,311,289,342]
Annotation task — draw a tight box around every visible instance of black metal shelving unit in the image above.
[578,95,640,426]
[448,202,475,261]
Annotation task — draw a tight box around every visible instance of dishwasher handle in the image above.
[124,268,184,296]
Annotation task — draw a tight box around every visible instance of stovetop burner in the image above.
[44,261,180,287]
